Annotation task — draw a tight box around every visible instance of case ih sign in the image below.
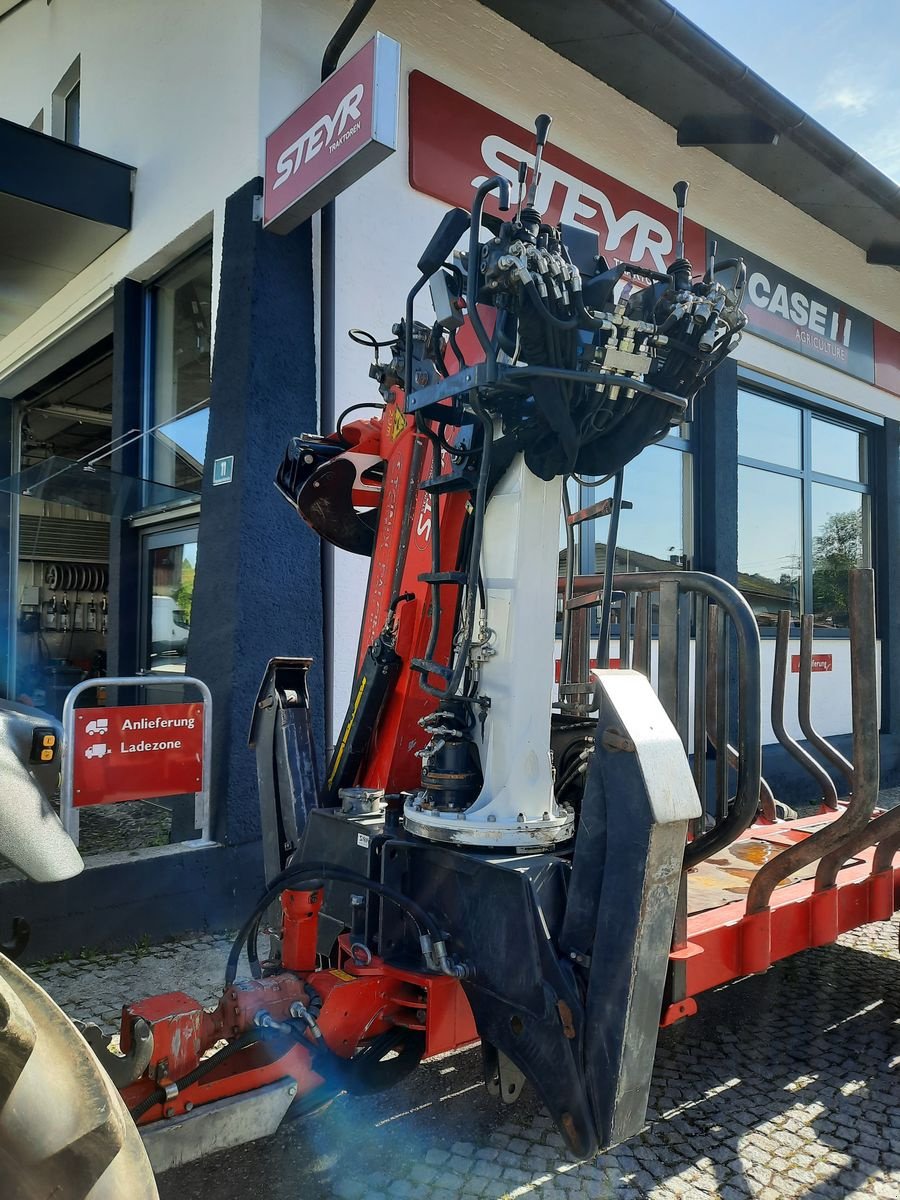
[263,33,400,233]
[712,236,876,383]
[72,703,204,806]
[408,72,706,275]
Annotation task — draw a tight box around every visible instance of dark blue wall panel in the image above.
[107,278,143,677]
[878,419,899,735]
[696,357,738,583]
[1,841,262,965]
[188,178,323,845]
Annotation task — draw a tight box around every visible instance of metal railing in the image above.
[60,675,213,847]
[560,569,763,868]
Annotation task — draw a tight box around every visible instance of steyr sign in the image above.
[263,33,400,233]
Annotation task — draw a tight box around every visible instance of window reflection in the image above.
[738,392,801,468]
[738,466,801,623]
[149,540,197,674]
[737,390,872,630]
[811,486,867,628]
[590,445,689,573]
[152,248,212,490]
[812,417,866,483]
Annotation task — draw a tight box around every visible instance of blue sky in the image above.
[670,1,900,183]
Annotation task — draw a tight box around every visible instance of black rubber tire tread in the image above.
[0,951,158,1200]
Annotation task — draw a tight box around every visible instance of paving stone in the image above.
[854,1143,881,1164]
[475,1147,500,1162]
[409,1164,438,1186]
[555,1175,583,1193]
[504,1137,530,1155]
[452,1142,477,1157]
[470,1160,502,1181]
[460,1179,489,1198]
[333,1181,367,1200]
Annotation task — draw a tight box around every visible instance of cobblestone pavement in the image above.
[77,799,171,856]
[32,916,900,1200]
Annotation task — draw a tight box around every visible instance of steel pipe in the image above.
[746,569,879,912]
[770,609,838,811]
[798,613,854,796]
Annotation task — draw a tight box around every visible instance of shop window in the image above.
[737,389,872,630]
[146,246,212,491]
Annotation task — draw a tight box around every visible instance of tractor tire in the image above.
[0,951,158,1200]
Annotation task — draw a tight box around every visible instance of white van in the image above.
[151,595,190,657]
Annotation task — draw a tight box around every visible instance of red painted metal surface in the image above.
[346,393,472,793]
[125,1041,323,1127]
[281,887,324,974]
[121,974,321,1124]
[672,812,900,1008]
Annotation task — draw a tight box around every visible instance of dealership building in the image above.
[0,0,898,949]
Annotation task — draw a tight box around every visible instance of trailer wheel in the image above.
[0,951,158,1200]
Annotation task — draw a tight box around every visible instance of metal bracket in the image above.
[483,1044,527,1104]
[76,1016,154,1088]
[251,193,265,223]
[1,917,30,961]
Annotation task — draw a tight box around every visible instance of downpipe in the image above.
[318,0,378,754]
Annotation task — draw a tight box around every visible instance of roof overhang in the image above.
[0,118,134,339]
[478,0,900,265]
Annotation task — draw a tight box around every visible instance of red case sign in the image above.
[791,654,832,674]
[409,72,706,275]
[263,33,400,233]
[73,703,204,807]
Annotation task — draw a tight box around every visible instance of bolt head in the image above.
[288,1085,297,1097]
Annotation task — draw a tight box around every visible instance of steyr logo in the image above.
[273,84,365,190]
[473,134,673,272]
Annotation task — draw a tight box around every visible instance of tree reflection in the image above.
[812,509,861,627]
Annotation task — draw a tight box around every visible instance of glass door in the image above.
[141,526,198,674]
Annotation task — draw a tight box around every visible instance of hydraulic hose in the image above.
[226,862,445,987]
[523,279,579,330]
